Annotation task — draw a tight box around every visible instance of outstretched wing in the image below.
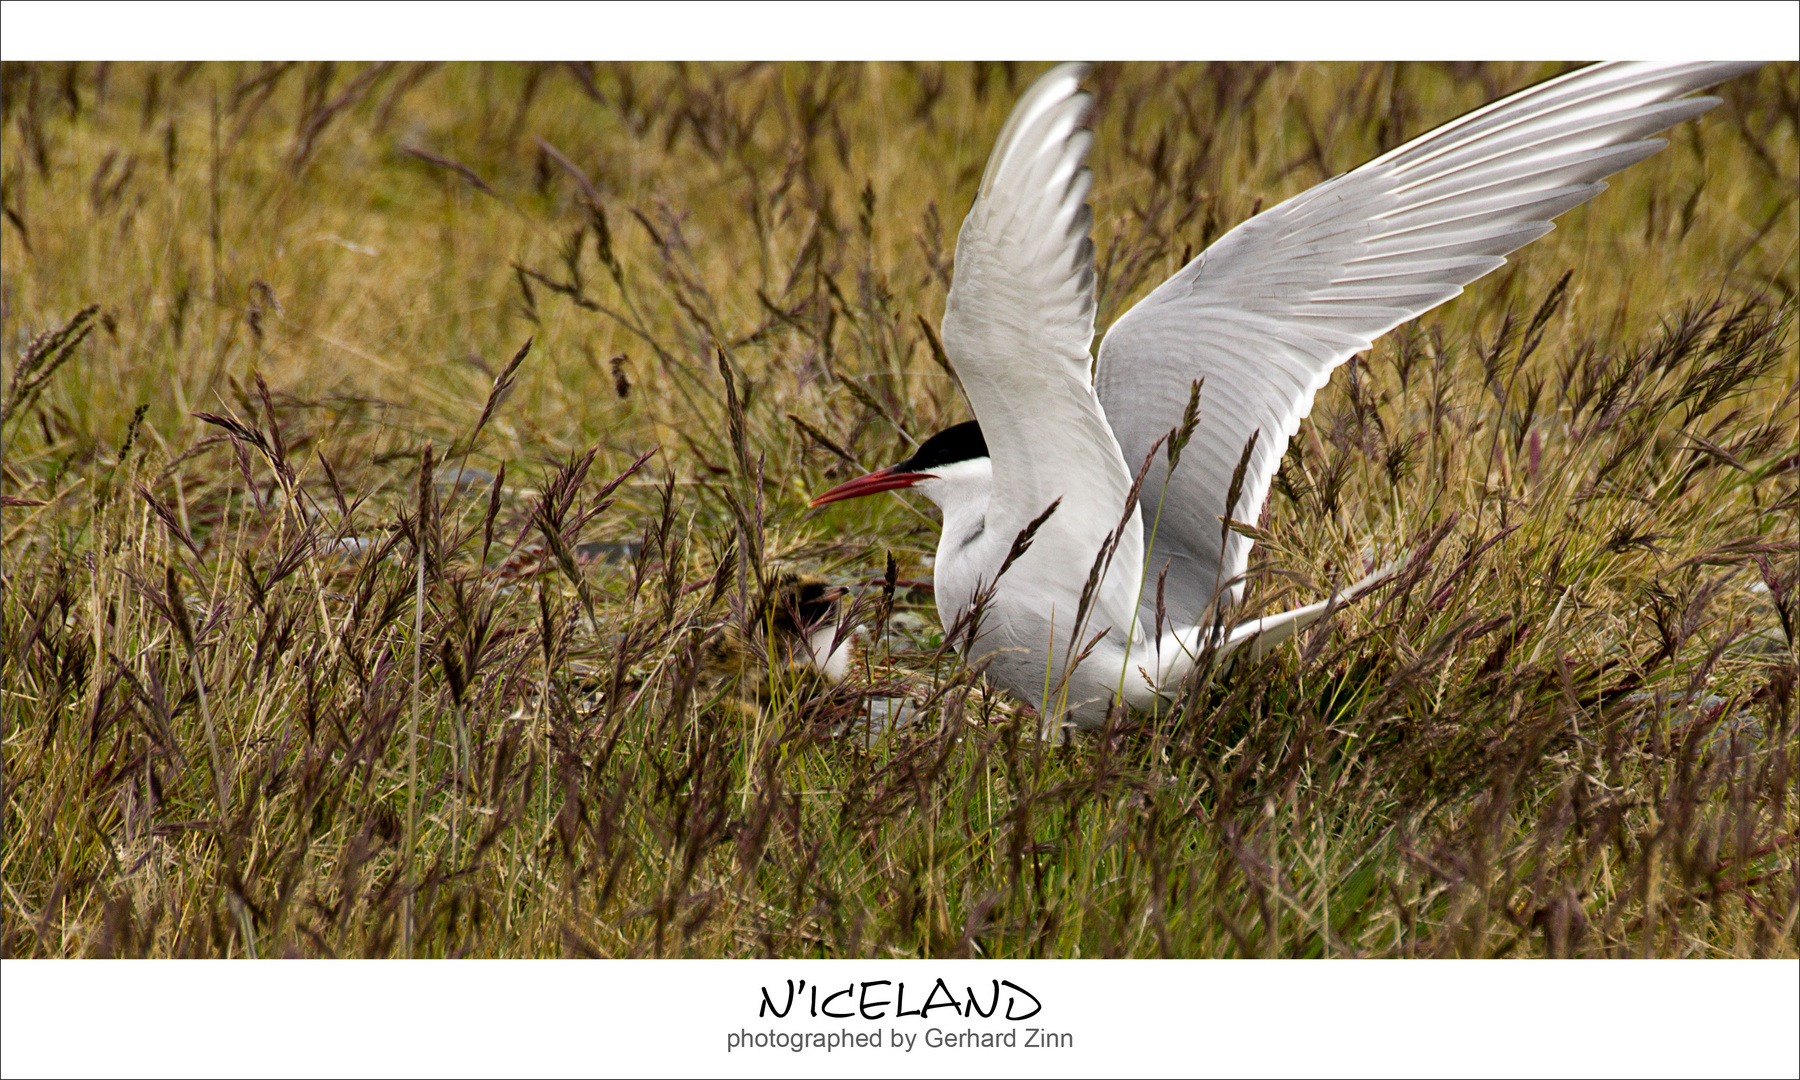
[942,62,1143,635]
[1095,61,1763,628]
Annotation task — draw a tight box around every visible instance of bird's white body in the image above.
[914,450,1149,718]
[802,625,855,684]
[824,62,1764,730]
[917,450,1398,725]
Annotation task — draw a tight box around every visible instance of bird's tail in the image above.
[1131,550,1413,709]
[1219,551,1411,662]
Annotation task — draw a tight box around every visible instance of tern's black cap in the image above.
[897,420,988,472]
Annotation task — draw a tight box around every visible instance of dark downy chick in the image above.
[700,571,855,716]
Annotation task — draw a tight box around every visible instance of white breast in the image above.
[804,624,854,684]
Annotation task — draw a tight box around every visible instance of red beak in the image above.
[808,466,926,508]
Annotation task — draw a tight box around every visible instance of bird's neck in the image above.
[914,459,993,548]
[913,458,997,627]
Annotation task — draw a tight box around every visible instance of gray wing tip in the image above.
[1045,60,1094,83]
[1701,61,1768,83]
[978,63,1094,201]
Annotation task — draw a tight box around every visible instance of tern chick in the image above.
[697,570,856,717]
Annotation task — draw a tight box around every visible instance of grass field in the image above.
[1,61,1795,958]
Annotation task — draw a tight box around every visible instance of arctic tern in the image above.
[811,61,1764,729]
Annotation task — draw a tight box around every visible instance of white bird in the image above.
[810,61,1764,731]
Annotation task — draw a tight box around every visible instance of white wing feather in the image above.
[1096,61,1764,629]
[941,62,1146,655]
